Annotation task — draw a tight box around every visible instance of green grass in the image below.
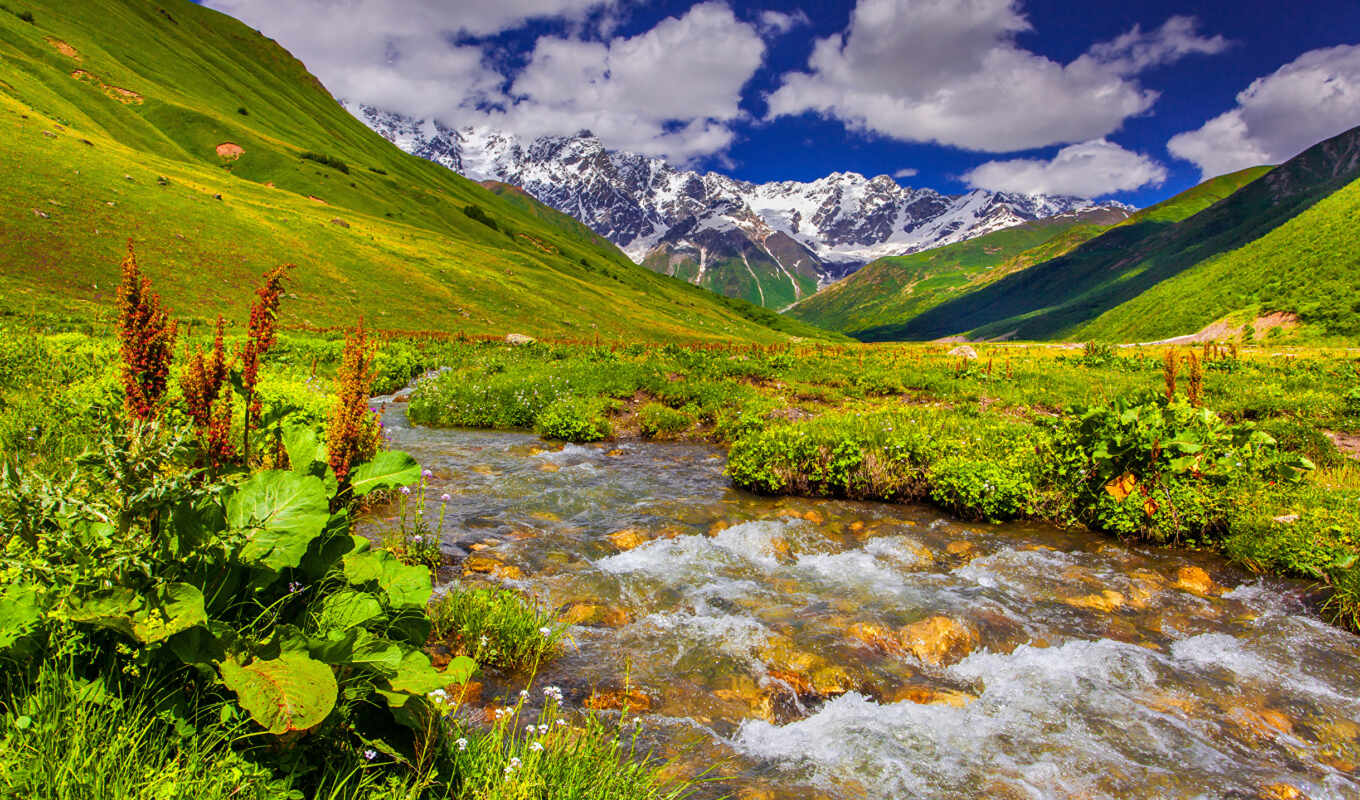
[0,0,835,344]
[428,587,566,672]
[643,239,821,311]
[788,210,1125,334]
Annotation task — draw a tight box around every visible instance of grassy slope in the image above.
[1080,176,1360,340]
[0,1,834,343]
[882,128,1360,343]
[786,210,1125,335]
[642,241,819,311]
[857,164,1291,341]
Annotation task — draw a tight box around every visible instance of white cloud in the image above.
[892,167,919,178]
[485,2,766,161]
[963,139,1167,197]
[1169,44,1360,180]
[757,9,810,37]
[766,0,1227,152]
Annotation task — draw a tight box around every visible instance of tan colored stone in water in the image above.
[606,449,625,457]
[809,665,854,696]
[946,540,977,557]
[1063,590,1125,613]
[1259,783,1309,800]
[802,510,826,524]
[585,687,652,711]
[606,528,649,550]
[1174,565,1222,596]
[889,684,977,708]
[461,555,522,580]
[561,602,631,627]
[530,511,560,522]
[768,535,793,561]
[847,621,900,653]
[898,616,979,666]
[849,521,865,533]
[539,462,560,473]
[469,542,490,551]
[757,635,823,673]
[709,520,729,536]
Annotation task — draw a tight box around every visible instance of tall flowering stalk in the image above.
[327,318,381,502]
[116,240,177,422]
[239,265,289,462]
[181,316,236,471]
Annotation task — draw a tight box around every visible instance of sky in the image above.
[201,0,1360,207]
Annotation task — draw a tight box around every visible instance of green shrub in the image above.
[300,151,349,173]
[928,456,1033,521]
[1343,387,1360,417]
[638,402,692,439]
[535,396,610,442]
[463,204,499,232]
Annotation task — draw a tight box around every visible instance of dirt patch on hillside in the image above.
[308,195,328,204]
[46,37,81,60]
[216,142,244,159]
[1144,312,1300,345]
[71,70,143,104]
[1326,431,1360,462]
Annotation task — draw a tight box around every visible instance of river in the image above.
[361,403,1360,799]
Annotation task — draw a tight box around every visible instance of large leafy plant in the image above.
[0,421,472,737]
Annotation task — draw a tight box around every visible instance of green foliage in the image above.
[928,456,1033,522]
[462,204,499,232]
[427,587,564,671]
[534,396,611,442]
[637,403,692,439]
[300,151,351,174]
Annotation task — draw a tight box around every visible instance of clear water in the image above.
[361,404,1360,800]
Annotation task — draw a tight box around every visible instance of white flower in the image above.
[455,738,468,751]
[519,689,529,699]
[422,469,433,478]
[363,748,377,761]
[525,723,535,733]
[412,534,423,543]
[555,718,567,727]
[441,493,451,502]
[400,486,412,495]
[537,724,548,735]
[538,626,551,637]
[509,757,521,768]
[529,741,544,752]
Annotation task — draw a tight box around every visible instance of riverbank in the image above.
[405,339,1360,631]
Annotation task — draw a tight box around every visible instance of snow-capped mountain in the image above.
[346,103,1132,308]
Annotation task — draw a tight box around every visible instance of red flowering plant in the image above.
[238,265,290,462]
[180,316,236,472]
[326,318,383,505]
[115,241,177,424]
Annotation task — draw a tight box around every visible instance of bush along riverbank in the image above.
[406,339,1360,631]
[0,245,701,800]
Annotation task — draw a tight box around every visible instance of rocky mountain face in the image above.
[346,103,1132,308]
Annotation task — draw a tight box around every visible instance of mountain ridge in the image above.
[345,103,1132,308]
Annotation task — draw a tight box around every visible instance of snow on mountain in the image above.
[344,102,1133,308]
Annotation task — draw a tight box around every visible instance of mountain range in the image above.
[346,103,1131,309]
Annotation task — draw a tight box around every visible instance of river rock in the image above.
[462,555,523,580]
[1173,565,1222,596]
[505,333,535,345]
[948,345,979,360]
[1259,783,1309,800]
[606,528,649,550]
[561,602,631,627]
[1063,590,1125,613]
[899,616,979,666]
[585,687,652,711]
[889,684,977,708]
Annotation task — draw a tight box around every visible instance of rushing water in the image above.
[362,403,1360,800]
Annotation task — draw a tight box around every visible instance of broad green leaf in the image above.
[317,590,384,631]
[219,652,337,734]
[130,583,207,643]
[349,451,421,497]
[228,471,330,571]
[59,587,140,638]
[283,424,328,477]
[349,630,405,674]
[386,648,450,695]
[342,546,431,609]
[0,584,42,651]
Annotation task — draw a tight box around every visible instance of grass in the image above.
[0,0,834,344]
[428,587,566,672]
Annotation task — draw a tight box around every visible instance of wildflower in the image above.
[456,737,468,751]
[530,741,544,752]
[538,626,551,637]
[509,757,521,768]
[239,265,290,460]
[363,748,377,761]
[115,241,177,422]
[327,319,381,497]
[441,493,451,502]
[412,534,423,543]
[525,723,535,733]
[537,724,548,735]
[479,635,489,648]
[555,718,567,727]
[519,689,529,700]
[288,581,303,593]
[401,486,412,495]
[422,468,433,478]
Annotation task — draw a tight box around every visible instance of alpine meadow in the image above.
[3,1,1360,799]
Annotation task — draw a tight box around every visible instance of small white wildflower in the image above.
[509,757,522,768]
[422,468,433,478]
[400,486,412,495]
[504,766,514,776]
[519,689,529,700]
[455,737,468,751]
[538,626,551,637]
[363,748,377,761]
[440,493,451,502]
[479,635,488,647]
[530,741,544,752]
[537,724,548,735]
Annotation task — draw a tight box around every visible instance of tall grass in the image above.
[429,587,566,671]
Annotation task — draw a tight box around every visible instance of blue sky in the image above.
[203,0,1360,207]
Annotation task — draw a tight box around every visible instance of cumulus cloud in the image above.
[892,167,919,178]
[1169,44,1360,180]
[757,9,810,37]
[963,139,1167,197]
[483,2,766,161]
[766,0,1228,152]
[207,0,764,163]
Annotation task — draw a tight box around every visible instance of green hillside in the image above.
[786,208,1127,334]
[0,0,834,343]
[1079,175,1360,340]
[866,130,1359,342]
[642,232,821,310]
